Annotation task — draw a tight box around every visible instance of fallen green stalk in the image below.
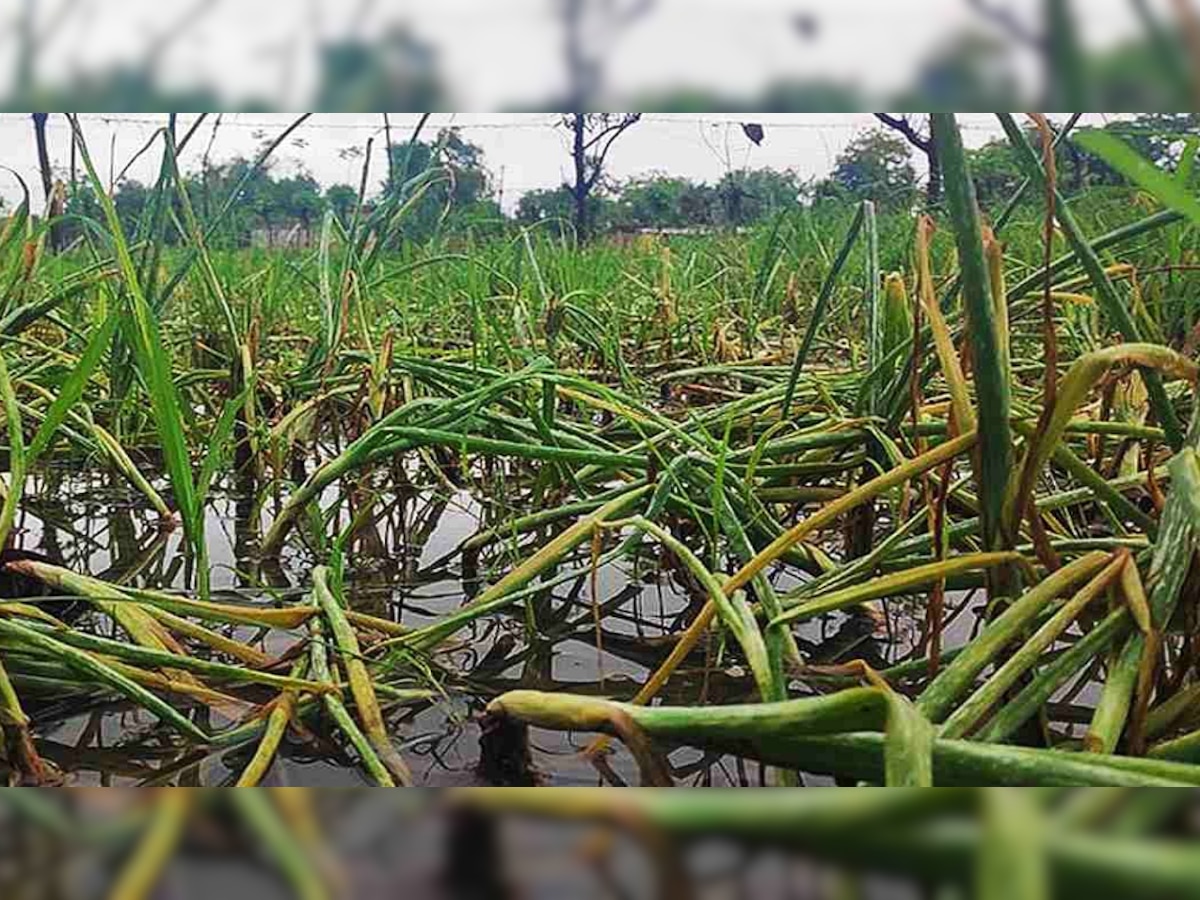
[313,565,412,785]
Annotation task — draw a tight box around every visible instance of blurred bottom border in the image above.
[0,787,1197,899]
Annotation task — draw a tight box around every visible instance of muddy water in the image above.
[13,464,938,787]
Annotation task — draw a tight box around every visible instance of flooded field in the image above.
[15,460,935,787]
[3,107,1200,899]
[1,112,1199,806]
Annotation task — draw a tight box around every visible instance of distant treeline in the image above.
[48,113,1198,248]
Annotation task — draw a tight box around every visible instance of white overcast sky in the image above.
[3,0,1154,108]
[0,0,1161,211]
[0,112,1124,215]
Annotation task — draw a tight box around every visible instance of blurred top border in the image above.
[1,0,1197,112]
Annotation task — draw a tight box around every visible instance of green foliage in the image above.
[1075,129,1200,227]
[517,168,803,236]
[896,33,1021,110]
[380,128,501,243]
[818,129,918,210]
[715,168,804,226]
[616,174,717,229]
[967,114,1200,212]
[324,184,359,229]
[56,129,500,250]
[967,139,1028,210]
[312,28,444,112]
[517,186,610,236]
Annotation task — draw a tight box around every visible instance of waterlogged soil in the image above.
[13,463,960,788]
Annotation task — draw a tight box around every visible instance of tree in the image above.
[517,185,616,237]
[516,187,574,226]
[965,139,1026,209]
[1085,39,1192,109]
[9,2,230,111]
[1052,114,1200,196]
[325,184,359,229]
[676,179,719,225]
[964,115,1187,211]
[314,27,444,111]
[895,32,1021,111]
[15,0,36,101]
[820,130,918,210]
[112,180,152,236]
[962,0,1088,107]
[30,113,60,249]
[272,172,324,241]
[58,183,103,247]
[715,169,802,226]
[386,129,489,204]
[382,128,494,243]
[618,174,716,228]
[873,114,941,206]
[633,79,865,114]
[187,156,277,246]
[557,0,655,107]
[562,113,642,241]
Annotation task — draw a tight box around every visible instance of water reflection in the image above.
[7,458,906,787]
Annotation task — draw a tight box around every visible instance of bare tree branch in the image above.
[582,113,640,191]
[873,113,932,152]
[563,112,642,240]
[873,114,942,205]
[964,0,1045,49]
[581,113,641,152]
[560,0,656,106]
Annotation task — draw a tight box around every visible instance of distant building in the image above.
[250,221,314,249]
